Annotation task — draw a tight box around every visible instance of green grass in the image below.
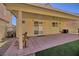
[36,40,79,56]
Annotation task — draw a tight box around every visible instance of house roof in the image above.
[27,3,79,17]
[5,3,79,20]
[27,3,53,9]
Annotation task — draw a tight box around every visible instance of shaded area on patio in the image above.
[4,34,79,56]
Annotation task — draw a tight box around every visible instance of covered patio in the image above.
[3,3,79,56]
[4,34,79,56]
[4,3,79,50]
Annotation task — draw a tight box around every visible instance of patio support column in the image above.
[16,11,23,49]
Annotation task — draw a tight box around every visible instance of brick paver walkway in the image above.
[4,34,79,56]
[0,38,15,56]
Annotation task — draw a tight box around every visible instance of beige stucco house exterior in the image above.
[4,3,79,49]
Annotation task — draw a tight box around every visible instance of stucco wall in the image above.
[0,19,7,42]
[22,13,79,37]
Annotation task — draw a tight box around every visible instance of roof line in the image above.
[26,3,79,17]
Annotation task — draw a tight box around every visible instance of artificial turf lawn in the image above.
[36,40,79,56]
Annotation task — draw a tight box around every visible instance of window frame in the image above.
[52,22,58,27]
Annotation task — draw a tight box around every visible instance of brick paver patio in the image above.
[4,34,79,56]
[0,38,14,56]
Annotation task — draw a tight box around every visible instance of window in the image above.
[34,30,43,35]
[34,21,43,26]
[34,21,39,26]
[34,30,39,35]
[39,22,43,24]
[39,31,43,34]
[52,22,58,27]
[34,21,43,35]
